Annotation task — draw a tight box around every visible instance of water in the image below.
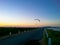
[48,28,60,31]
[0,29,44,45]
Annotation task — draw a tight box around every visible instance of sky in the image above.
[0,0,60,27]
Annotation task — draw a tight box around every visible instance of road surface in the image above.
[0,28,44,45]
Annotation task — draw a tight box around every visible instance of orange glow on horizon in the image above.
[0,22,40,27]
[0,22,59,27]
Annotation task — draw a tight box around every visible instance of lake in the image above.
[48,28,60,31]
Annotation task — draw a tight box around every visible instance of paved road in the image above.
[0,28,44,45]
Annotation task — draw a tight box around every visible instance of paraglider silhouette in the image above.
[34,19,40,22]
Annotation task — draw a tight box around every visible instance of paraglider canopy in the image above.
[34,19,40,22]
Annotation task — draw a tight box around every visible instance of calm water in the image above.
[0,29,43,45]
[48,28,60,31]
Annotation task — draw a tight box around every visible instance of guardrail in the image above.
[44,28,51,45]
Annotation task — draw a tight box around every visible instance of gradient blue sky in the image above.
[0,0,60,27]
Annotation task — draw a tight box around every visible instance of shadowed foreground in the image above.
[25,40,41,45]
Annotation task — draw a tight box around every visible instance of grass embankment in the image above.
[47,29,60,45]
[44,30,48,45]
[47,29,60,38]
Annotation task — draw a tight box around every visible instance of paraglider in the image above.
[34,19,40,27]
[34,19,40,22]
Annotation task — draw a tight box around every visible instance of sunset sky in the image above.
[0,0,60,27]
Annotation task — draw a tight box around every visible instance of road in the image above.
[0,28,44,45]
